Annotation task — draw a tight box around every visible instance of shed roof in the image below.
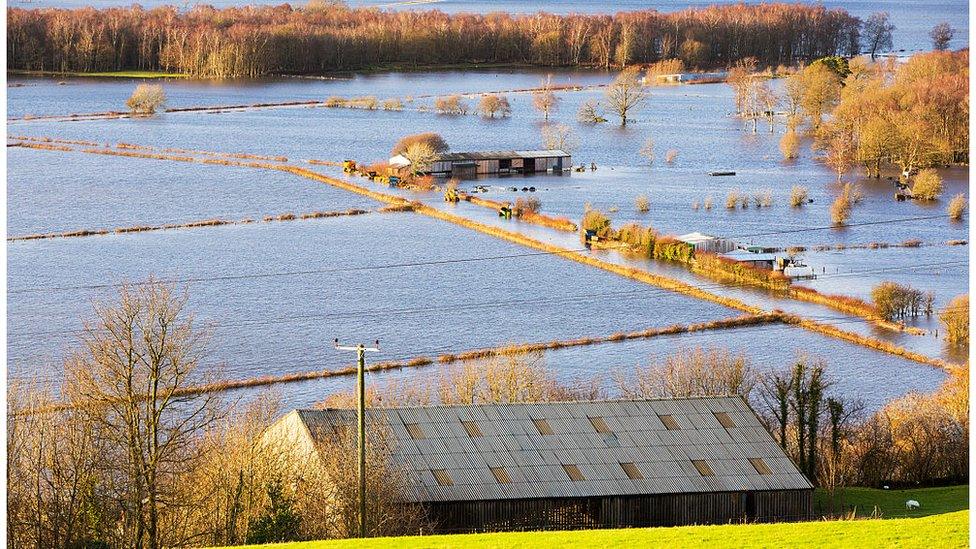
[282,397,811,503]
[677,232,719,244]
[433,150,571,162]
[721,250,780,262]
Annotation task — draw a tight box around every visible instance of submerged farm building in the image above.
[676,232,738,254]
[268,397,812,533]
[390,150,571,178]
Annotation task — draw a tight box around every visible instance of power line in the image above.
[6,247,594,295]
[10,309,954,390]
[726,213,955,239]
[7,260,967,341]
[8,212,964,295]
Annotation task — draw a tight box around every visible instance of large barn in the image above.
[389,150,572,178]
[268,397,812,533]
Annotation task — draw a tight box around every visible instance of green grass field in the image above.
[233,511,968,548]
[814,485,968,518]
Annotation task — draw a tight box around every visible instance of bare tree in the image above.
[824,131,857,179]
[818,396,863,514]
[433,95,468,115]
[605,66,648,126]
[63,280,223,549]
[401,142,438,176]
[727,58,759,130]
[757,82,779,133]
[183,392,291,546]
[618,347,758,399]
[532,75,560,121]
[639,137,655,164]
[783,72,804,120]
[577,99,607,123]
[930,22,955,51]
[391,132,448,156]
[477,94,511,118]
[863,12,895,60]
[758,370,793,451]
[8,381,113,549]
[541,123,578,153]
[437,349,570,405]
[305,420,432,539]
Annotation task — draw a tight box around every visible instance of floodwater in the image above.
[7,0,968,54]
[7,147,376,235]
[7,68,967,410]
[269,323,946,412]
[7,212,738,381]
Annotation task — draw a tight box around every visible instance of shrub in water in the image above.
[635,194,650,213]
[912,168,943,200]
[790,185,809,207]
[948,193,967,220]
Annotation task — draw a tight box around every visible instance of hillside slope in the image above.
[234,509,968,549]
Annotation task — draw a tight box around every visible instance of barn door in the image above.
[745,491,757,521]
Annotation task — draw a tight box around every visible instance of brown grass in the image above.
[307,159,343,166]
[379,203,417,213]
[519,212,578,232]
[10,142,75,152]
[463,193,509,210]
[9,209,373,241]
[300,209,367,219]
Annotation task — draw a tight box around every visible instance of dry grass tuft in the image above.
[948,193,967,220]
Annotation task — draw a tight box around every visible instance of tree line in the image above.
[727,48,969,178]
[8,3,862,77]
[819,49,970,176]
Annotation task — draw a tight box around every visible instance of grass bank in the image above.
[7,209,372,242]
[815,485,968,518]
[225,510,968,549]
[10,69,187,79]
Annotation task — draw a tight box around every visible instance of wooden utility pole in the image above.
[334,338,379,539]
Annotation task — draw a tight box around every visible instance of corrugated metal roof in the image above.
[677,232,718,244]
[432,150,571,162]
[286,397,811,503]
[721,250,780,262]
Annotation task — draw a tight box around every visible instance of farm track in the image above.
[7,208,374,242]
[8,137,959,374]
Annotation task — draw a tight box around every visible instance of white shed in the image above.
[677,232,738,254]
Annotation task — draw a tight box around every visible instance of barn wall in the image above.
[424,490,812,533]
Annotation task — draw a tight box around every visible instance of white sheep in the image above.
[906,500,920,510]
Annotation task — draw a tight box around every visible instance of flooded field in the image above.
[7,212,739,381]
[11,74,969,248]
[7,147,376,235]
[7,68,968,408]
[275,323,946,412]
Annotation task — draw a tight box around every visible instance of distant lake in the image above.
[7,0,968,54]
